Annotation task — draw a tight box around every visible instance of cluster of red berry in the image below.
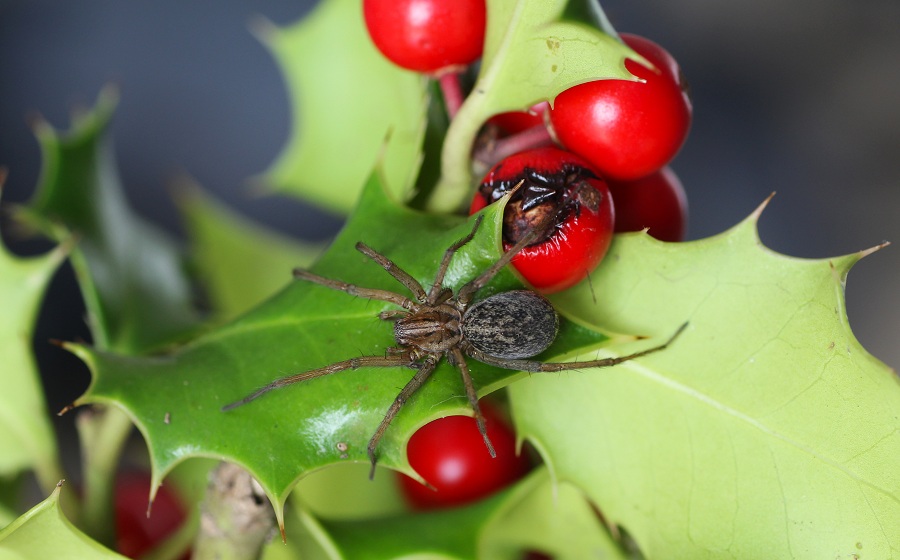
[364,0,691,510]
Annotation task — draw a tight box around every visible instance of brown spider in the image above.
[222,215,686,477]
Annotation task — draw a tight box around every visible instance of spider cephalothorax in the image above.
[223,215,686,477]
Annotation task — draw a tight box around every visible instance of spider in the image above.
[222,215,686,478]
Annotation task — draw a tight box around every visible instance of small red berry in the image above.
[363,0,486,74]
[471,147,615,294]
[114,471,187,559]
[489,102,550,135]
[398,402,530,510]
[607,167,688,242]
[549,33,692,181]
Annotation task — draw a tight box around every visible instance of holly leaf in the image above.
[68,173,606,531]
[176,182,325,321]
[512,201,900,557]
[0,175,67,508]
[21,89,202,354]
[433,0,644,211]
[288,468,627,559]
[258,0,428,213]
[0,482,125,559]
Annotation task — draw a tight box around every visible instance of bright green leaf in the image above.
[432,0,642,212]
[22,89,202,354]
[69,174,605,531]
[512,204,900,558]
[176,182,326,321]
[0,483,125,559]
[259,0,428,213]
[0,180,65,494]
[299,468,628,559]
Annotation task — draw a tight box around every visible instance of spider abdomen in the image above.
[462,290,559,359]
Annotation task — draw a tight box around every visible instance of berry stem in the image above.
[438,72,465,118]
[473,123,555,176]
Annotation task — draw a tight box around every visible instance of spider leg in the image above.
[426,215,483,304]
[449,347,496,458]
[466,322,688,373]
[221,354,415,412]
[355,242,428,302]
[367,354,440,479]
[293,268,417,311]
[456,215,553,306]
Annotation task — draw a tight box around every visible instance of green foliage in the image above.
[0,483,126,559]
[517,212,900,556]
[2,0,897,558]
[259,0,427,213]
[177,183,325,321]
[0,179,66,510]
[22,89,202,354]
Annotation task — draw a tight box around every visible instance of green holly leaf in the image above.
[176,182,326,321]
[289,468,626,560]
[0,177,66,506]
[68,173,606,531]
[21,89,202,354]
[0,483,125,559]
[432,0,643,212]
[259,0,428,213]
[512,201,900,558]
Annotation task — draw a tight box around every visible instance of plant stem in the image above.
[76,405,133,547]
[472,123,554,177]
[192,463,276,560]
[427,86,487,214]
[438,72,464,119]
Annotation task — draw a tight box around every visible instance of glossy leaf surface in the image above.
[513,205,900,558]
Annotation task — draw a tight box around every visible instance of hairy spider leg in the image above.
[466,322,688,373]
[292,268,418,312]
[221,354,415,412]
[355,242,428,302]
[425,215,483,304]
[448,347,495,458]
[366,354,440,479]
[456,219,551,305]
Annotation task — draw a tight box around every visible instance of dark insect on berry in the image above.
[222,215,686,478]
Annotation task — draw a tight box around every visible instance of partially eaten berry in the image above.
[470,147,615,293]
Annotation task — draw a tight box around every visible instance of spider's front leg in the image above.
[221,353,418,412]
[293,268,417,311]
[367,354,441,479]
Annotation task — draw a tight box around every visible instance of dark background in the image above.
[1,0,898,419]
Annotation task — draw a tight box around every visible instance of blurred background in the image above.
[1,0,898,419]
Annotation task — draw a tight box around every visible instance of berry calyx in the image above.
[362,0,486,74]
[549,33,692,181]
[607,166,688,242]
[470,147,615,294]
[398,402,530,510]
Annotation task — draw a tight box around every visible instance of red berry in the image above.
[399,402,530,510]
[114,471,187,559]
[489,102,550,135]
[549,33,692,181]
[607,167,688,242]
[363,0,486,74]
[470,147,615,294]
